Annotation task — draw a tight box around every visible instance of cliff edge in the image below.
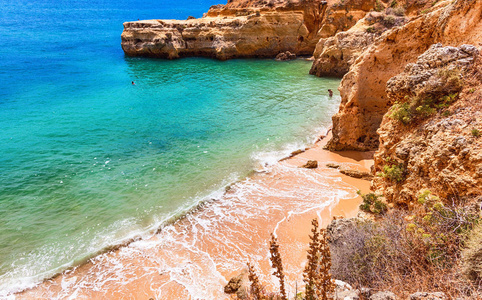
[325,0,482,151]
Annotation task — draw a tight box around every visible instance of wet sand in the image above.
[18,133,374,299]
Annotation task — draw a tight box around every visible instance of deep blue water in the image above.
[0,0,340,294]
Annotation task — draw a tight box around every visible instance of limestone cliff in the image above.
[121,0,323,59]
[309,10,407,78]
[121,0,377,60]
[371,44,481,206]
[309,22,377,78]
[325,0,482,151]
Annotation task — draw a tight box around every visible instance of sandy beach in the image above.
[19,132,374,299]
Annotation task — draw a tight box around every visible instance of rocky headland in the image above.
[121,0,378,59]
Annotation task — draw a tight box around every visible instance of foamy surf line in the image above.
[16,144,366,300]
[2,126,329,298]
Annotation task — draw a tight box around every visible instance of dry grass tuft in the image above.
[330,201,480,298]
[462,222,482,286]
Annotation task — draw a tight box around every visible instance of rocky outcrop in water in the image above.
[121,0,378,60]
[325,0,482,151]
[275,51,297,60]
[121,0,327,59]
[371,44,481,205]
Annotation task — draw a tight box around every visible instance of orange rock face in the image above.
[325,0,482,151]
[121,0,329,59]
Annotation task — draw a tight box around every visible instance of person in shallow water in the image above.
[132,81,135,85]
[328,89,333,97]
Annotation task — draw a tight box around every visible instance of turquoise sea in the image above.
[0,0,340,295]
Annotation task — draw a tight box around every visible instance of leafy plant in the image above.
[366,26,376,33]
[358,191,387,214]
[247,220,336,299]
[331,207,480,297]
[381,164,405,182]
[437,67,463,93]
[462,222,482,283]
[415,103,436,118]
[390,71,462,125]
[471,128,480,137]
[390,101,412,124]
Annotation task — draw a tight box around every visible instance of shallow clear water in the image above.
[0,0,340,294]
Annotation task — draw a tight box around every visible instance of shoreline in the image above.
[18,130,374,299]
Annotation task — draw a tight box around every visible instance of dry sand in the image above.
[19,133,374,299]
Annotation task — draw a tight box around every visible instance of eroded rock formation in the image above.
[309,10,407,78]
[325,0,482,151]
[309,27,377,77]
[121,0,379,60]
[121,0,330,59]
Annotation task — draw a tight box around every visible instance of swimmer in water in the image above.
[132,81,135,85]
[328,89,333,97]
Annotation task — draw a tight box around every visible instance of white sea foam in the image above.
[251,125,329,170]
[16,158,358,299]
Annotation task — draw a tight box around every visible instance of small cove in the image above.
[0,0,341,294]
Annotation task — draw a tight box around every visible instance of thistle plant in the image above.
[304,219,320,299]
[247,262,263,300]
[269,234,287,300]
[303,219,336,300]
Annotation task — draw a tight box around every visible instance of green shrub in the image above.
[415,103,436,118]
[472,128,480,137]
[390,74,462,125]
[390,0,397,8]
[436,93,457,109]
[358,191,387,214]
[366,26,376,33]
[382,164,405,182]
[417,190,440,205]
[390,101,412,124]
